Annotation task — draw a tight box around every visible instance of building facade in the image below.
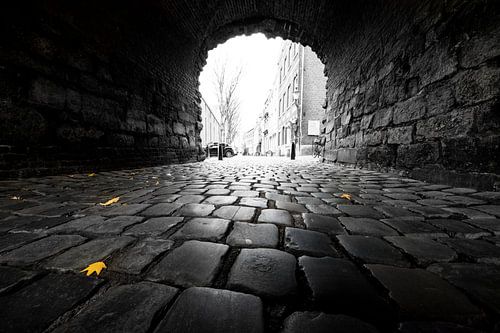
[258,41,327,156]
[199,97,222,147]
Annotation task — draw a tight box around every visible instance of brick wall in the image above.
[0,0,498,188]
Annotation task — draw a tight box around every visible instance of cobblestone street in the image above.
[1,156,499,332]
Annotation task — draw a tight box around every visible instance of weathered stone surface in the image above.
[385,236,457,265]
[305,204,342,215]
[425,219,490,239]
[49,215,107,233]
[0,274,101,333]
[239,197,268,208]
[281,312,379,333]
[337,235,409,267]
[428,263,500,314]
[140,203,183,217]
[111,239,173,274]
[176,203,215,217]
[171,217,230,241]
[226,222,278,248]
[257,209,293,226]
[284,228,338,257]
[275,201,308,213]
[84,215,144,235]
[227,248,297,297]
[299,257,392,322]
[339,217,399,236]
[473,205,500,218]
[0,232,45,253]
[374,206,422,219]
[464,218,500,235]
[0,266,38,294]
[265,192,291,202]
[0,234,86,265]
[438,238,500,264]
[44,236,134,271]
[124,217,183,236]
[397,321,482,333]
[156,287,263,333]
[201,194,237,205]
[337,205,384,218]
[302,213,346,235]
[175,195,205,204]
[213,205,255,221]
[232,190,259,197]
[101,204,150,216]
[367,265,482,322]
[148,240,228,287]
[380,218,447,238]
[54,282,177,333]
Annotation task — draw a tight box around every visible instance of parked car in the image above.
[206,142,237,158]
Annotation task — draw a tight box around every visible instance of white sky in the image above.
[198,33,284,144]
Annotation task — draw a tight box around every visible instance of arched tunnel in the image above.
[0,0,498,188]
[1,1,500,332]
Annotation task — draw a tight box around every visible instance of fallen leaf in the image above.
[88,173,96,177]
[340,193,352,200]
[99,197,120,206]
[10,196,22,200]
[155,181,160,186]
[80,261,107,276]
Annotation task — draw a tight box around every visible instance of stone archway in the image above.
[0,0,498,188]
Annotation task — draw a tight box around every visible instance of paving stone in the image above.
[473,205,500,217]
[0,216,42,232]
[306,204,342,215]
[383,199,422,208]
[463,218,500,235]
[227,248,297,297]
[171,217,230,241]
[258,209,293,226]
[397,321,482,332]
[205,188,230,195]
[367,265,483,322]
[44,236,134,271]
[374,206,423,219]
[0,234,86,265]
[416,198,452,207]
[443,196,486,206]
[0,273,101,333]
[438,238,500,264]
[49,215,107,233]
[239,197,268,208]
[285,228,338,257]
[472,192,500,202]
[337,235,409,267]
[265,192,291,202]
[53,282,177,333]
[101,203,150,216]
[282,312,379,333]
[226,222,278,248]
[425,219,490,239]
[232,190,259,197]
[83,215,144,235]
[0,232,45,253]
[339,217,399,236]
[385,236,457,265]
[123,217,183,236]
[384,193,421,201]
[380,218,447,238]
[111,238,174,274]
[302,213,346,235]
[299,256,392,322]
[148,240,228,287]
[296,197,324,205]
[337,205,385,218]
[11,216,73,233]
[174,195,205,204]
[0,266,38,294]
[213,205,256,221]
[156,287,263,333]
[202,195,238,205]
[275,201,308,213]
[176,203,215,217]
[140,203,183,216]
[443,207,495,219]
[428,263,500,314]
[409,206,453,218]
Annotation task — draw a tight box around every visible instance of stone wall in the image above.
[0,0,498,189]
[321,1,500,189]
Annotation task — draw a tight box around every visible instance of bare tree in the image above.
[213,60,242,145]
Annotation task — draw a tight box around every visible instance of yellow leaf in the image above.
[99,197,120,206]
[340,193,352,200]
[80,261,107,276]
[10,196,22,200]
[155,181,160,186]
[88,173,96,177]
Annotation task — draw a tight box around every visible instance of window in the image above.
[293,74,298,91]
[288,45,292,67]
[279,98,282,115]
[282,93,286,113]
[279,68,282,84]
[284,57,287,73]
[278,131,281,146]
[286,85,291,107]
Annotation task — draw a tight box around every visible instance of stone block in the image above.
[393,95,426,125]
[416,108,474,140]
[371,107,393,129]
[396,142,440,168]
[387,126,413,144]
[453,65,500,106]
[29,77,66,109]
